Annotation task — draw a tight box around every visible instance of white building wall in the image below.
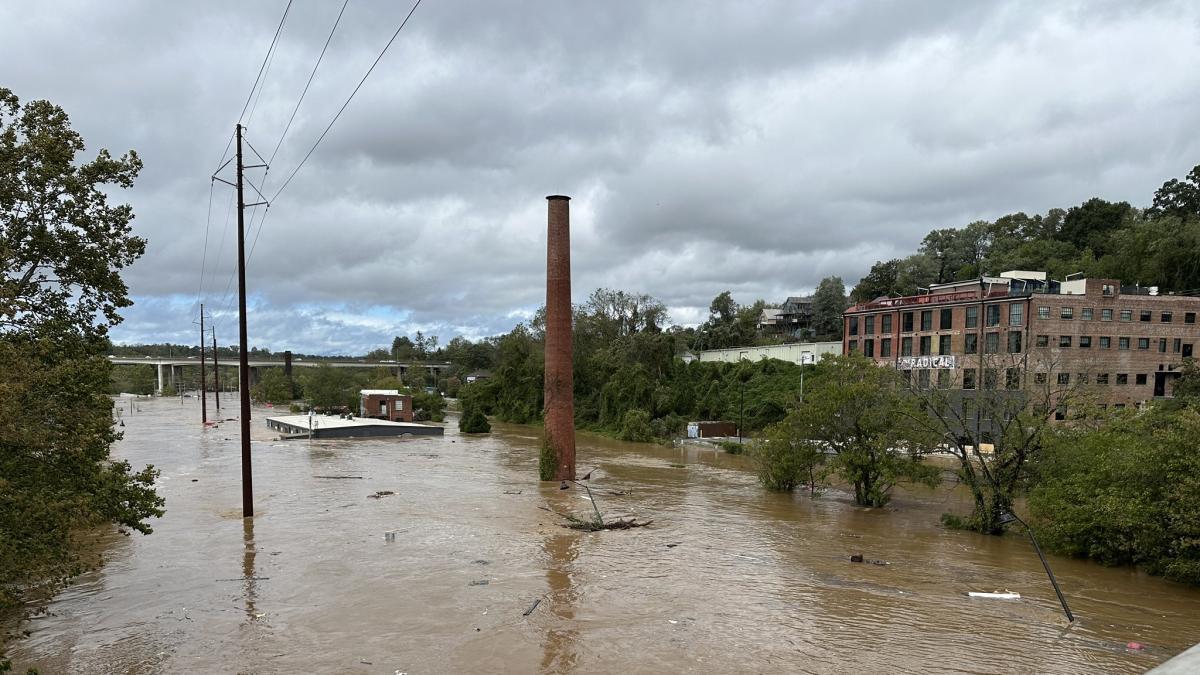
[695,341,842,365]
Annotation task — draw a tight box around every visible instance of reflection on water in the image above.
[243,516,258,624]
[540,528,582,674]
[5,397,1200,674]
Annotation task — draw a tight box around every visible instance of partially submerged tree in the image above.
[907,345,1097,534]
[0,88,162,614]
[783,354,940,506]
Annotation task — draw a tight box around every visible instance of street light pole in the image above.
[1000,510,1074,623]
[738,381,744,445]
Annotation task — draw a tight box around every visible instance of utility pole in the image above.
[235,123,254,518]
[212,330,221,413]
[199,303,208,425]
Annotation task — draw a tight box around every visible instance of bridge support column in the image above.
[171,365,182,390]
[248,366,260,387]
[157,363,166,396]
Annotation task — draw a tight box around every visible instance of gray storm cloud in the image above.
[3,0,1199,353]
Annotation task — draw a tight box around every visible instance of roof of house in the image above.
[360,389,402,396]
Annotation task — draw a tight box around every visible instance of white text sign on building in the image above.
[897,355,957,370]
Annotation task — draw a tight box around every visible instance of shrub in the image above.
[459,406,491,434]
[618,409,653,443]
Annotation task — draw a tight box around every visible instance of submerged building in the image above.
[842,271,1200,416]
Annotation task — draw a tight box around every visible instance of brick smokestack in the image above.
[542,195,575,481]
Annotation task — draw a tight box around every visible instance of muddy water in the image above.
[7,397,1200,673]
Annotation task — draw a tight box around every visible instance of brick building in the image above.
[359,389,413,423]
[842,271,1200,416]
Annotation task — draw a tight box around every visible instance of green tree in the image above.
[786,354,940,506]
[810,276,848,341]
[250,368,293,404]
[459,405,491,433]
[0,88,162,616]
[618,409,654,442]
[1030,408,1200,584]
[301,364,356,410]
[850,259,900,303]
[754,411,824,494]
[1147,164,1200,221]
[1,88,144,339]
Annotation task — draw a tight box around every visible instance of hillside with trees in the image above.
[851,165,1200,303]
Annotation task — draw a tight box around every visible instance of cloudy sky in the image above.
[4,1,1199,354]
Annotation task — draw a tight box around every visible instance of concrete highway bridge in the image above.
[107,356,453,394]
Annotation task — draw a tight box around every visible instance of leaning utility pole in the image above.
[199,303,208,425]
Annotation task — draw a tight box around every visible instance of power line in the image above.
[239,0,294,125]
[270,0,351,165]
[270,0,424,203]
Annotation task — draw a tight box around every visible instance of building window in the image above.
[1161,312,1173,323]
[882,314,893,333]
[939,335,951,355]
[1138,338,1150,350]
[848,340,858,352]
[1009,303,1023,326]
[1005,368,1021,390]
[1081,307,1093,320]
[1159,338,1167,353]
[1035,372,1048,384]
[865,316,875,335]
[1058,373,1070,385]
[1008,332,1022,354]
[880,338,892,357]
[963,368,977,390]
[1187,312,1196,325]
[901,337,913,356]
[1102,284,1115,296]
[1120,309,1132,322]
[1060,307,1074,320]
[1174,338,1182,353]
[964,334,978,354]
[1118,337,1130,350]
[987,305,1001,327]
[985,332,1000,354]
[864,339,875,357]
[1037,306,1050,320]
[940,308,953,330]
[921,310,933,331]
[1140,310,1152,322]
[1077,373,1089,385]
[984,368,999,390]
[1036,334,1049,348]
[1136,373,1148,386]
[1059,335,1072,348]
[919,335,932,356]
[963,306,977,328]
[1097,373,1109,385]
[1116,373,1128,385]
[1101,309,1113,321]
[1079,336,1092,349]
[917,369,930,389]
[937,370,952,389]
[901,370,912,385]
[1099,336,1111,349]
[849,317,859,336]
[902,312,913,332]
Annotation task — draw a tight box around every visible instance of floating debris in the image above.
[367,491,395,499]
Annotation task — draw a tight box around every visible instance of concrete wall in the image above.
[696,341,841,366]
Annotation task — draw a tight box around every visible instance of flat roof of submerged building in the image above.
[265,414,444,439]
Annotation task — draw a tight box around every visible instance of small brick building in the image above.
[359,389,413,423]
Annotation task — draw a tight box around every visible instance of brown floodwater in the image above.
[6,396,1200,673]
